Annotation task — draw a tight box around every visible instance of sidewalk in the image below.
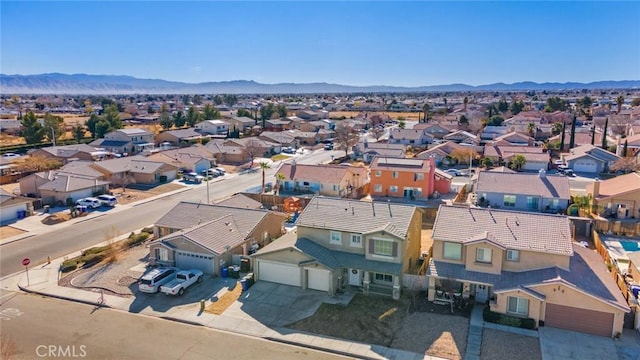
[1,253,444,360]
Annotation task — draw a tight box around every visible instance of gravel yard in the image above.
[390,313,468,360]
[59,245,149,296]
[480,328,541,360]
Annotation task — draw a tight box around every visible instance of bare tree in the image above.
[243,138,264,167]
[334,122,359,159]
[608,115,630,136]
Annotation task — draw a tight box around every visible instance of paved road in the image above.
[1,150,337,277]
[0,293,348,360]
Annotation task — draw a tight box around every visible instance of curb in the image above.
[264,336,379,360]
[0,233,37,247]
[159,316,204,327]
[74,213,107,224]
[17,284,112,309]
[133,187,193,207]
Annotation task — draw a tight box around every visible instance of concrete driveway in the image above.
[539,327,640,360]
[221,282,331,327]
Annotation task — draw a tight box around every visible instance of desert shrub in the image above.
[80,252,105,266]
[81,245,109,256]
[60,259,78,272]
[141,227,154,234]
[483,307,536,330]
[124,232,150,248]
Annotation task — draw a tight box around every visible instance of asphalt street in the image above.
[0,149,339,277]
[0,293,349,360]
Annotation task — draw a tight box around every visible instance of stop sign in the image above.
[22,258,30,266]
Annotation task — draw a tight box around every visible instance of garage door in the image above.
[307,268,330,292]
[258,261,301,287]
[175,252,214,274]
[545,303,614,337]
[573,161,597,173]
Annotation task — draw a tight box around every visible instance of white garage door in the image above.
[523,161,546,171]
[307,268,330,292]
[1,204,25,222]
[175,252,214,274]
[258,261,301,287]
[573,161,597,173]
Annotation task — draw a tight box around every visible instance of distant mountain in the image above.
[1,73,638,94]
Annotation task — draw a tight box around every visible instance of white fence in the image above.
[403,274,429,291]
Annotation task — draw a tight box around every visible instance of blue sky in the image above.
[2,1,639,86]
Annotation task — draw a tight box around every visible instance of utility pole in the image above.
[206,176,210,204]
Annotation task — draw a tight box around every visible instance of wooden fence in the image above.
[592,231,633,303]
[593,219,640,237]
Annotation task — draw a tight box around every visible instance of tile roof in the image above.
[475,171,570,199]
[116,128,151,135]
[92,156,174,174]
[587,173,640,199]
[35,144,99,158]
[215,193,264,209]
[38,174,110,192]
[427,243,628,311]
[160,128,202,139]
[59,161,105,178]
[483,145,544,158]
[163,214,244,254]
[370,156,432,172]
[432,205,573,256]
[276,163,366,183]
[564,144,621,162]
[389,128,432,141]
[295,196,416,239]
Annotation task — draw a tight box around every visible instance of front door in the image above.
[349,268,362,286]
[403,189,413,199]
[475,284,489,303]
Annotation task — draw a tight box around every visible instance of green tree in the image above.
[527,122,536,138]
[623,140,628,157]
[486,115,504,126]
[602,117,609,149]
[182,94,191,106]
[544,96,568,112]
[398,120,406,129]
[85,114,100,138]
[560,121,567,150]
[72,122,85,143]
[463,97,468,112]
[275,104,288,118]
[482,157,494,168]
[616,95,624,113]
[485,104,499,118]
[577,96,593,113]
[213,95,224,106]
[458,114,469,127]
[203,104,221,120]
[43,113,65,143]
[260,103,275,128]
[551,122,563,136]
[224,94,238,106]
[568,115,577,149]
[259,161,271,194]
[186,106,201,127]
[509,154,526,171]
[275,172,285,196]
[422,103,430,123]
[147,105,155,114]
[159,111,173,129]
[95,120,111,139]
[192,94,202,105]
[103,104,122,130]
[510,100,525,115]
[172,110,186,128]
[236,109,253,118]
[497,97,509,113]
[20,111,45,144]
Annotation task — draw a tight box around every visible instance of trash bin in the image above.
[43,205,50,213]
[240,279,248,292]
[221,267,229,278]
[231,266,240,279]
[240,258,250,273]
[17,210,24,219]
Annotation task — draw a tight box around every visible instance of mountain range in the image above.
[1,73,639,94]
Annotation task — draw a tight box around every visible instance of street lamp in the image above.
[206,175,210,204]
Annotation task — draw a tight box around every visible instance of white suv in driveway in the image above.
[97,194,117,207]
[76,197,102,209]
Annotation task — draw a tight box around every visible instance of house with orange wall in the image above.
[369,156,437,199]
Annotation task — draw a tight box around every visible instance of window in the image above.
[373,239,393,256]
[550,198,559,208]
[526,197,539,210]
[507,296,529,316]
[476,247,492,263]
[392,171,399,178]
[374,273,393,282]
[350,234,362,247]
[443,242,462,260]
[506,249,519,262]
[374,184,382,192]
[390,185,398,193]
[503,195,516,207]
[155,248,168,261]
[415,173,424,181]
[375,170,381,177]
[330,231,342,245]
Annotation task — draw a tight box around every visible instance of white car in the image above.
[97,194,117,207]
[76,197,102,209]
[445,169,462,177]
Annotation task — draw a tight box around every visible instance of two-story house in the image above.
[195,120,230,136]
[428,205,629,337]
[275,161,367,197]
[252,197,422,299]
[587,173,640,220]
[388,128,433,147]
[369,156,438,200]
[91,128,155,154]
[473,169,569,213]
[352,140,406,163]
[150,201,287,275]
[28,144,101,164]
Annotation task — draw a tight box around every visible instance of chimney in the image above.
[538,168,546,179]
[592,178,600,198]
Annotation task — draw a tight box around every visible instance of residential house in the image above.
[288,130,320,145]
[216,193,264,210]
[296,110,328,120]
[587,173,640,220]
[0,189,35,223]
[480,126,509,141]
[223,116,255,134]
[370,156,438,200]
[0,119,22,135]
[473,170,570,213]
[92,156,178,186]
[299,119,331,133]
[202,140,249,164]
[444,130,479,145]
[28,144,100,164]
[252,197,422,299]
[352,141,406,163]
[37,174,110,205]
[388,128,433,147]
[195,120,230,136]
[563,144,621,174]
[149,201,287,275]
[275,161,367,197]
[483,145,549,172]
[224,137,280,158]
[258,131,297,148]
[155,128,203,145]
[264,118,291,131]
[98,128,155,154]
[491,132,535,146]
[415,141,464,166]
[428,205,629,337]
[413,123,452,139]
[548,129,607,151]
[146,150,212,174]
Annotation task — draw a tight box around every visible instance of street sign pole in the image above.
[22,258,31,286]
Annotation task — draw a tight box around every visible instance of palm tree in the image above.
[275,172,285,196]
[259,161,271,194]
[463,96,468,112]
[422,103,430,123]
[509,154,526,171]
[527,123,536,138]
[616,95,624,113]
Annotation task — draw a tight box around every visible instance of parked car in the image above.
[215,167,226,175]
[160,269,203,296]
[445,169,462,176]
[97,194,117,207]
[183,172,204,183]
[282,147,296,154]
[76,197,102,209]
[138,267,177,293]
[324,143,334,150]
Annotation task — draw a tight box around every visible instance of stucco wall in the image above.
[253,248,311,264]
[502,250,570,271]
[464,242,503,274]
[491,289,543,324]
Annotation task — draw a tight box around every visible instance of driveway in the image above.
[221,282,330,327]
[539,327,640,360]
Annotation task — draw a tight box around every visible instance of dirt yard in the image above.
[0,226,25,239]
[109,182,186,205]
[330,111,421,121]
[480,328,541,360]
[287,293,470,359]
